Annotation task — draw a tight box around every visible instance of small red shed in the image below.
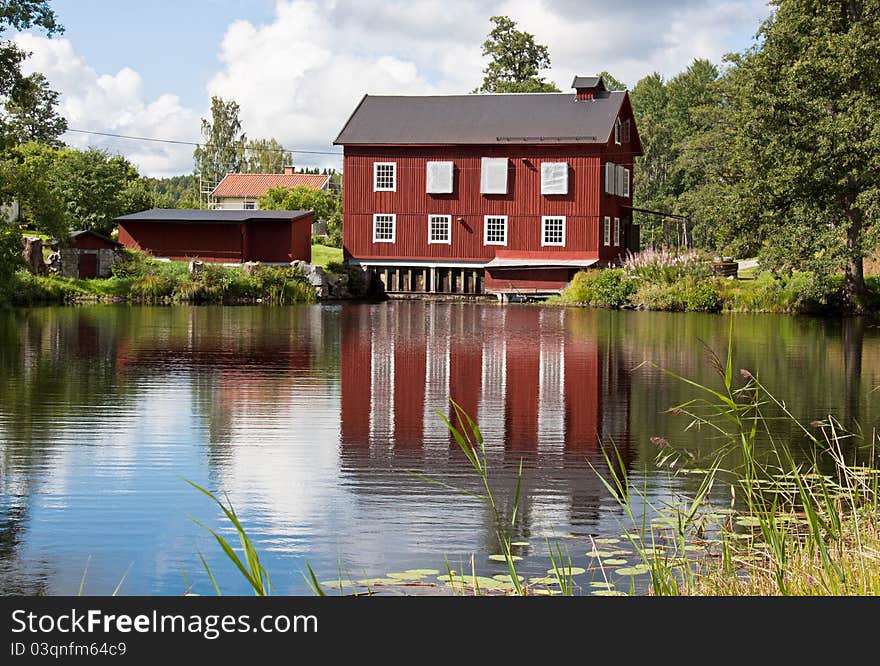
[48,230,123,278]
[114,209,313,264]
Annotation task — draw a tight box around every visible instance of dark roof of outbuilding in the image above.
[70,229,122,246]
[115,209,313,224]
[571,76,605,91]
[333,91,629,146]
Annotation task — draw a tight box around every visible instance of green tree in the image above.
[193,96,245,191]
[118,178,171,214]
[728,0,880,307]
[259,184,342,246]
[8,142,140,237]
[1,72,66,148]
[1,146,67,242]
[241,137,290,173]
[0,1,60,98]
[475,16,559,93]
[598,71,627,91]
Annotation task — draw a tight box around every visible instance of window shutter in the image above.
[540,162,568,195]
[623,167,630,198]
[480,157,508,194]
[426,161,454,194]
[605,162,614,194]
[614,119,621,144]
[614,217,620,246]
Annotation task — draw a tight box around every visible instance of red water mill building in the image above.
[334,75,643,299]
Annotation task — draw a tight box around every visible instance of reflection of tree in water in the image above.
[0,305,340,592]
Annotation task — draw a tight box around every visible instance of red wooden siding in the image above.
[485,268,575,293]
[343,145,602,262]
[118,222,242,262]
[118,217,312,264]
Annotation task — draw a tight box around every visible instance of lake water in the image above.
[0,303,877,595]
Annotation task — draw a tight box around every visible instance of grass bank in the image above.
[551,249,879,315]
[0,249,319,306]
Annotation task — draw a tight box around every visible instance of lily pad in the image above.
[436,574,513,591]
[531,588,562,595]
[615,564,651,576]
[386,569,440,580]
[589,581,615,589]
[603,559,628,565]
[592,590,627,596]
[488,554,523,562]
[545,566,586,575]
[594,538,621,544]
[586,549,620,558]
[355,577,402,586]
[510,541,530,547]
[493,574,524,583]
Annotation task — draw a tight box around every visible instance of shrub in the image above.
[684,279,722,312]
[631,282,686,311]
[327,261,367,298]
[590,269,636,307]
[130,274,175,303]
[111,249,151,279]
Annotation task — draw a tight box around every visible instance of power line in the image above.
[65,128,344,157]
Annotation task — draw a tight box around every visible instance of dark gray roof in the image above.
[333,91,628,145]
[70,229,122,245]
[571,76,605,91]
[115,209,312,224]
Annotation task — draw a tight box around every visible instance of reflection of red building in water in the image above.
[340,303,631,457]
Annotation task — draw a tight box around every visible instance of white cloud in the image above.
[13,33,199,177]
[12,0,771,177]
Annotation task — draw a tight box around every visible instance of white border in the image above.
[483,215,508,246]
[373,162,397,192]
[427,214,452,245]
[372,213,396,243]
[541,215,566,247]
[604,216,611,247]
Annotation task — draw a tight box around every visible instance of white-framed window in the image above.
[614,118,621,145]
[484,215,508,245]
[603,216,611,247]
[623,119,631,143]
[373,162,397,191]
[614,217,620,246]
[428,214,451,244]
[623,167,630,198]
[243,201,256,210]
[373,213,396,242]
[426,161,454,194]
[542,216,566,247]
[480,157,509,194]
[540,162,568,195]
[605,162,615,195]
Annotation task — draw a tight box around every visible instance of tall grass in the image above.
[593,325,880,595]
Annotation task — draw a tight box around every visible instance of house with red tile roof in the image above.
[211,166,331,210]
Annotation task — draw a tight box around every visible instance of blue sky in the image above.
[50,1,277,108]
[13,1,773,177]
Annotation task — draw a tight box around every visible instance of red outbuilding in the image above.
[115,209,313,264]
[334,75,643,298]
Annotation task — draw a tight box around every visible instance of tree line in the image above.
[477,5,878,309]
[1,2,878,307]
